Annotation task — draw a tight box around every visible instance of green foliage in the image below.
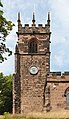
[3,112,10,115]
[0,0,15,63]
[0,73,12,114]
[0,0,3,7]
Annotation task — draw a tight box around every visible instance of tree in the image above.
[0,0,15,63]
[0,73,12,114]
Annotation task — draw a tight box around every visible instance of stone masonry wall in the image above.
[19,55,49,114]
[18,34,50,54]
[13,52,21,114]
[47,73,69,111]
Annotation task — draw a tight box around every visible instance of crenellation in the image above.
[18,24,22,33]
[21,27,25,33]
[52,72,61,76]
[38,24,43,27]
[47,72,69,82]
[49,72,69,77]
[24,24,29,27]
[31,23,36,27]
[62,71,69,75]
[17,23,50,34]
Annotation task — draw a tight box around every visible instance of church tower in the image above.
[13,12,51,114]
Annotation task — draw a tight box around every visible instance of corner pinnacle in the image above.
[32,12,35,25]
[47,12,50,25]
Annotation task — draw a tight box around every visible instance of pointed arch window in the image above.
[28,39,37,53]
[64,87,69,109]
[66,93,69,109]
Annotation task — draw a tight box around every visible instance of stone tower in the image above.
[13,12,51,114]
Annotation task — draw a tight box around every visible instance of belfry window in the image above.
[29,40,37,53]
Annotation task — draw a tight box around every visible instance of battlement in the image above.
[17,24,50,34]
[17,12,50,34]
[49,72,69,76]
[48,72,69,82]
[63,72,69,75]
[24,24,29,27]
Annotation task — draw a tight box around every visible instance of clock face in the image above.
[29,66,38,75]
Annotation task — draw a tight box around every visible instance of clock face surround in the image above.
[29,66,38,75]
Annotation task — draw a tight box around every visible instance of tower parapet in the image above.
[17,12,51,35]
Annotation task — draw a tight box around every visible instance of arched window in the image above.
[66,93,69,109]
[28,39,37,53]
[64,87,69,109]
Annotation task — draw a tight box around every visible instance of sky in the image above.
[0,0,69,75]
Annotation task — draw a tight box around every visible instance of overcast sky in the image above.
[0,0,69,75]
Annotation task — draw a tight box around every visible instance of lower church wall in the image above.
[47,73,69,111]
[13,72,69,114]
[48,82,69,111]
